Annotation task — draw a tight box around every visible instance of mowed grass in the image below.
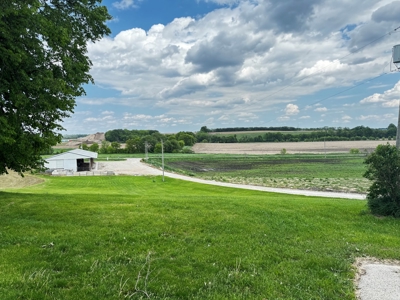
[148,153,370,193]
[0,176,399,299]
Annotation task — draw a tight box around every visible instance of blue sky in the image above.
[64,0,400,133]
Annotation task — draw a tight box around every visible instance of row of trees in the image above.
[197,124,398,143]
[200,126,298,133]
[99,129,196,154]
[97,124,397,154]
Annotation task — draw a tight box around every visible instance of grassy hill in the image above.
[0,176,399,299]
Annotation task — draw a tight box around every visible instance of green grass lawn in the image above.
[147,153,370,193]
[0,176,399,299]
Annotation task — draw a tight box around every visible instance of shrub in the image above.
[280,148,287,155]
[181,147,194,154]
[349,148,360,154]
[363,144,400,217]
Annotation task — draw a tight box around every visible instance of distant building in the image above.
[44,149,98,172]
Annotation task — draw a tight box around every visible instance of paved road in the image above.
[98,158,366,200]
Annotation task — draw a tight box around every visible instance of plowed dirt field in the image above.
[192,140,395,154]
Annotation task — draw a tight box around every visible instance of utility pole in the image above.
[392,44,400,148]
[161,140,164,182]
[145,141,149,160]
[397,101,400,148]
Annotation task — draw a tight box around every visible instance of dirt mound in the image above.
[0,171,44,189]
[56,132,106,148]
[78,132,105,143]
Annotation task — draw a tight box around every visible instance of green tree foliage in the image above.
[364,144,400,217]
[110,142,121,153]
[200,126,211,133]
[200,124,397,144]
[105,129,160,143]
[176,132,196,146]
[89,143,99,153]
[0,0,111,174]
[125,138,141,154]
[99,140,110,154]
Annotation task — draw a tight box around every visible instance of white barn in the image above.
[44,149,98,172]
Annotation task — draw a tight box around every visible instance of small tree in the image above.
[364,144,400,217]
[111,141,121,153]
[89,143,99,153]
[100,140,110,154]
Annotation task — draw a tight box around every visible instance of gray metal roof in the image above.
[46,149,98,161]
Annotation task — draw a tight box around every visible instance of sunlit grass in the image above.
[0,176,399,299]
[147,153,368,193]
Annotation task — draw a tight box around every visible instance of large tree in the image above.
[0,0,111,175]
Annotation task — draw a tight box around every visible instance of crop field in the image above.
[208,130,313,138]
[147,153,370,193]
[192,140,395,155]
[1,176,400,299]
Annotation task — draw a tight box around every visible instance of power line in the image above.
[263,25,400,101]
[308,72,388,106]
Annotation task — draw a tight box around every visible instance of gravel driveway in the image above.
[98,158,365,199]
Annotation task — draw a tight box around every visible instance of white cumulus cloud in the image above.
[360,81,400,107]
[113,0,136,10]
[284,104,300,115]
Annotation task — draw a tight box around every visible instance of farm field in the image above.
[1,176,400,299]
[208,130,312,138]
[192,140,395,154]
[147,153,370,194]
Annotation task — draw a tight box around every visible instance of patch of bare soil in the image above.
[77,132,105,143]
[55,132,105,149]
[0,171,44,189]
[192,140,395,154]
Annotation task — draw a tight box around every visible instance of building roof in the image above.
[46,149,98,161]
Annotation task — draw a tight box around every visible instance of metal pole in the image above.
[161,140,164,182]
[396,100,400,148]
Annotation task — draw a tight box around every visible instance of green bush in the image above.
[349,148,360,154]
[364,144,400,217]
[280,148,287,155]
[181,147,194,154]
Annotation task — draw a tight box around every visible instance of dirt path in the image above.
[98,158,365,200]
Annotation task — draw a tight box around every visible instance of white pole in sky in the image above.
[161,140,165,182]
[396,100,400,149]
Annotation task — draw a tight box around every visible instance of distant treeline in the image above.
[62,134,88,139]
[100,124,397,154]
[209,126,298,132]
[197,124,397,143]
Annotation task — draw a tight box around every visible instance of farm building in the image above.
[44,149,98,172]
